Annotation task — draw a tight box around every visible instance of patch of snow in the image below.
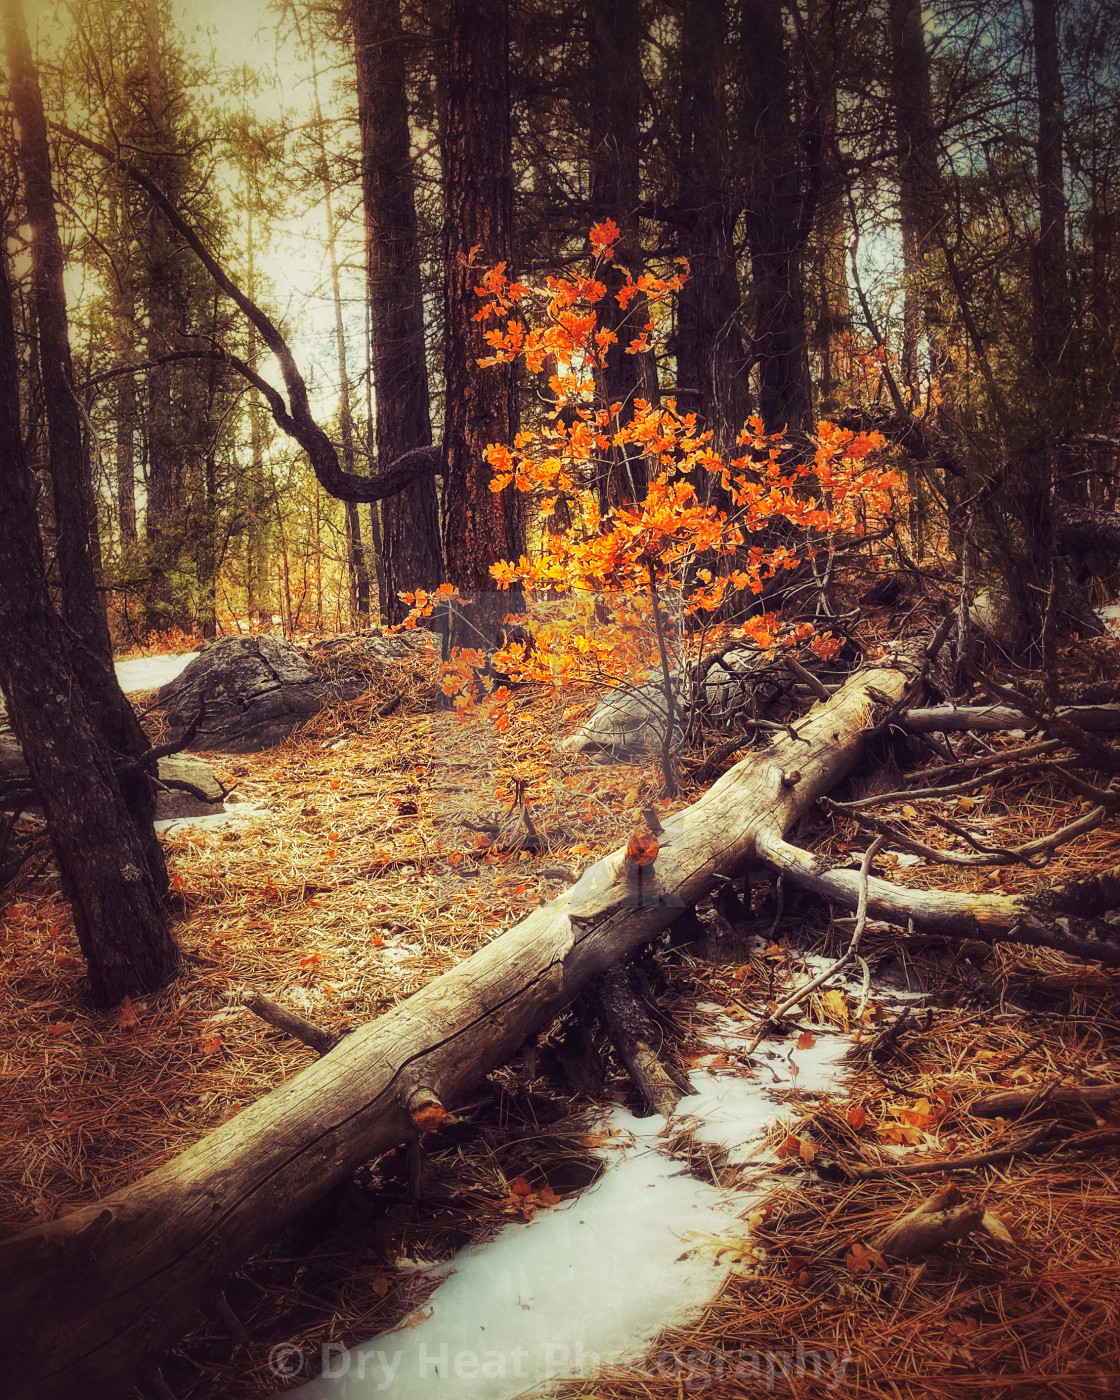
[277,996,869,1400]
[154,802,268,833]
[286,1109,747,1400]
[114,652,199,693]
[1096,605,1120,634]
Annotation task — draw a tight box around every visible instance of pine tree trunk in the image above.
[674,0,751,456]
[0,250,178,1010]
[3,0,111,662]
[3,0,169,896]
[353,0,442,625]
[587,0,660,507]
[442,0,523,644]
[1030,0,1071,404]
[307,19,370,624]
[740,0,813,433]
[140,0,178,631]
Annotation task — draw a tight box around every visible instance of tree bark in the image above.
[352,0,443,624]
[0,665,911,1400]
[0,251,178,1011]
[740,0,814,432]
[139,0,181,631]
[442,0,523,643]
[888,0,948,407]
[4,0,169,892]
[587,0,660,507]
[305,18,371,624]
[673,0,751,456]
[1031,0,1071,396]
[3,0,111,661]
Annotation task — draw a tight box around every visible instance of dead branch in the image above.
[753,831,1120,965]
[594,964,690,1116]
[242,991,339,1056]
[53,123,443,505]
[746,836,883,1054]
[971,1086,1120,1119]
[871,1184,984,1259]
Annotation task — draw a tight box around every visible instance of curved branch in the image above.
[52,123,444,504]
[754,829,1120,966]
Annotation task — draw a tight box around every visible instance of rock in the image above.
[153,754,225,818]
[157,635,339,753]
[1,729,224,820]
[564,649,780,760]
[562,672,687,759]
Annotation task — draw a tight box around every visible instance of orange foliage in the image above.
[402,223,905,731]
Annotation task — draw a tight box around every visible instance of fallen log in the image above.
[0,663,911,1400]
[900,703,1120,734]
[971,1085,1120,1119]
[754,831,1120,966]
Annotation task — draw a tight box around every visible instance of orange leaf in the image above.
[538,1184,559,1206]
[784,1253,811,1277]
[799,1138,817,1164]
[797,1030,816,1050]
[115,996,140,1030]
[846,1104,867,1130]
[44,1023,68,1038]
[511,1176,533,1197]
[625,830,659,866]
[199,1034,222,1056]
[845,1241,887,1273]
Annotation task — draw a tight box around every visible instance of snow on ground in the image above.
[114,652,199,693]
[277,981,879,1400]
[1096,605,1120,634]
[153,801,269,834]
[0,652,195,724]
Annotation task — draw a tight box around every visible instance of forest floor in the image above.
[2,623,1120,1399]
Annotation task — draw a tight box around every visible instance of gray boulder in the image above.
[0,729,224,819]
[562,671,687,758]
[157,635,338,753]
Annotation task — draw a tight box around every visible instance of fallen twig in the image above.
[745,836,883,1054]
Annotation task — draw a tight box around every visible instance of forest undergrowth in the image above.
[2,595,1120,1399]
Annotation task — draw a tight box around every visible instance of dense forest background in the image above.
[4,0,1118,646]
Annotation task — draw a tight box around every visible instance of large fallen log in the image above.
[0,664,910,1400]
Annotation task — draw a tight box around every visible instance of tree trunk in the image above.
[0,252,178,1012]
[442,0,523,643]
[740,0,814,433]
[888,0,947,408]
[306,17,371,625]
[587,0,660,507]
[806,0,851,416]
[0,665,911,1400]
[3,0,111,661]
[1031,0,1071,402]
[140,0,179,631]
[353,0,443,624]
[673,0,751,456]
[3,0,169,892]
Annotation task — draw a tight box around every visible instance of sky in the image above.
[25,0,369,430]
